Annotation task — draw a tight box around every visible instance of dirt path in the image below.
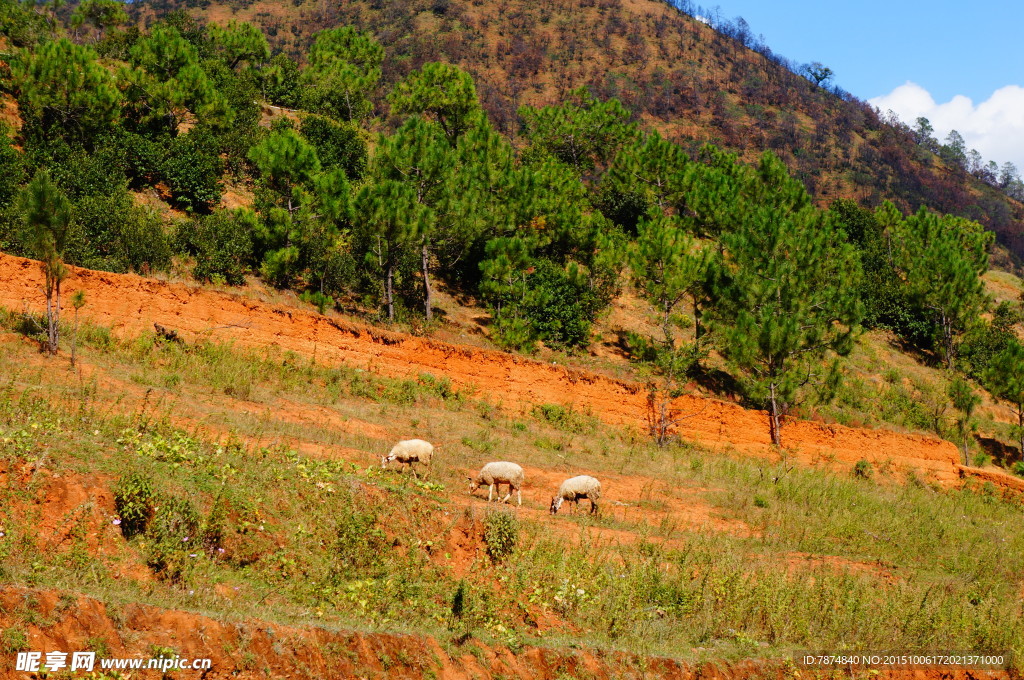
[0,254,964,485]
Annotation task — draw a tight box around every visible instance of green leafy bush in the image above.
[483,510,518,562]
[160,129,223,212]
[177,208,256,285]
[113,473,156,538]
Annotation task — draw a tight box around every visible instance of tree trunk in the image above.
[693,298,703,366]
[1018,406,1024,458]
[71,307,79,368]
[53,278,61,355]
[422,243,432,322]
[45,283,54,355]
[769,381,782,447]
[385,261,395,322]
[942,311,954,370]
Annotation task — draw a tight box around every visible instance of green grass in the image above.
[0,315,1022,666]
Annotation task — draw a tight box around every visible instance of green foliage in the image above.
[125,24,233,134]
[13,38,121,142]
[983,339,1024,454]
[483,510,518,562]
[601,131,690,231]
[531,403,595,433]
[629,216,713,368]
[389,62,482,144]
[711,152,863,445]
[260,53,301,108]
[0,129,24,209]
[353,179,430,319]
[957,302,1020,379]
[519,87,637,173]
[300,26,383,122]
[248,128,321,197]
[160,129,223,211]
[334,504,387,577]
[114,473,156,538]
[299,114,367,180]
[853,459,873,480]
[70,0,128,42]
[889,203,992,367]
[177,208,256,285]
[830,199,932,346]
[145,495,202,582]
[947,376,980,465]
[73,190,172,273]
[206,20,270,70]
[0,0,53,47]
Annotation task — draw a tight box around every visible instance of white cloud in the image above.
[869,82,1024,171]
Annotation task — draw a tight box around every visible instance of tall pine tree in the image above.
[711,152,863,446]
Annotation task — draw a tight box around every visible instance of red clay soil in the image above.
[0,254,961,484]
[0,587,1009,680]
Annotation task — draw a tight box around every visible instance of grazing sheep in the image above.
[468,462,524,506]
[550,475,602,515]
[381,439,437,478]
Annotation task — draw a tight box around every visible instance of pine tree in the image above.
[355,180,432,321]
[247,128,322,285]
[372,117,451,320]
[13,38,121,140]
[947,376,980,466]
[21,170,74,355]
[711,152,863,446]
[604,132,690,219]
[207,20,270,70]
[891,205,992,368]
[125,23,234,133]
[629,216,712,363]
[518,87,637,174]
[983,341,1024,456]
[300,26,383,122]
[389,62,482,145]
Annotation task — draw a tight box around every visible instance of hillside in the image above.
[132,0,1024,259]
[1,254,1023,677]
[3,4,1024,675]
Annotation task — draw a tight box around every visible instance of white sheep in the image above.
[468,462,524,506]
[549,475,602,515]
[381,439,437,478]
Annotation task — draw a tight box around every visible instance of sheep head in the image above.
[549,496,563,514]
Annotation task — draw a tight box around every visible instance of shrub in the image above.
[853,459,873,480]
[177,209,256,285]
[531,403,595,433]
[160,129,223,212]
[335,505,387,577]
[145,495,203,582]
[75,190,172,274]
[299,114,367,180]
[113,473,156,538]
[483,510,518,561]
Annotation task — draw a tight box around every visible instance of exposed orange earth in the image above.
[0,252,998,490]
[0,586,1010,680]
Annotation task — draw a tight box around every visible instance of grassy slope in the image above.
[0,310,1021,668]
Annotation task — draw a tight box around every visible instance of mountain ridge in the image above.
[132,0,1024,260]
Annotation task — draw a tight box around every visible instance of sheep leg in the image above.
[500,483,512,503]
[590,499,598,515]
[488,484,495,502]
[517,487,522,506]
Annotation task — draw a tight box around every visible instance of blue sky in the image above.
[697,1,1024,168]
